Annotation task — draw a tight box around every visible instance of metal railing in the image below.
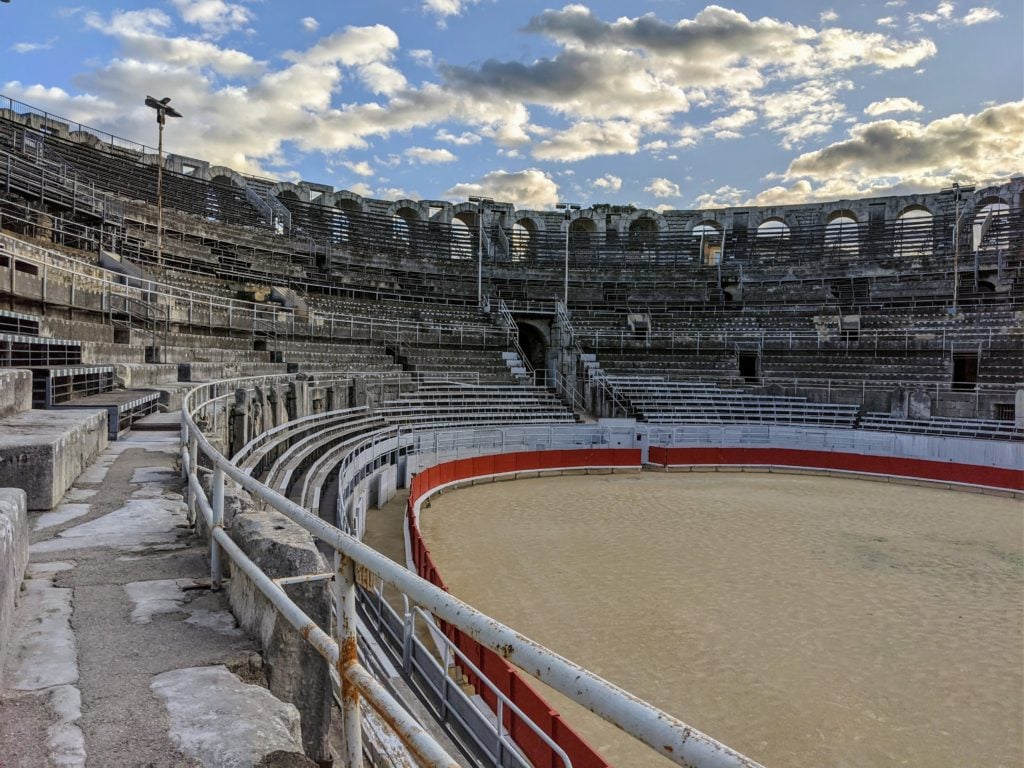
[180,372,765,768]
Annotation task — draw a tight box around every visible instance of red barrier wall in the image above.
[647,446,1024,491]
[408,448,640,768]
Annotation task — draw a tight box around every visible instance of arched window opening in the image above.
[756,219,790,239]
[568,217,597,258]
[512,220,536,263]
[894,207,933,256]
[973,201,1010,252]
[450,213,475,260]
[693,220,723,265]
[628,217,658,257]
[825,212,859,256]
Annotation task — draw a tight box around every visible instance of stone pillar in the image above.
[229,389,249,458]
[908,389,932,420]
[351,377,368,408]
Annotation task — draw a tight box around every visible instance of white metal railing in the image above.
[0,231,510,350]
[180,372,766,768]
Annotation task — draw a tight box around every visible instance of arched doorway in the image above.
[517,322,548,384]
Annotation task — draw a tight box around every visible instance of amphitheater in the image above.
[0,95,1020,768]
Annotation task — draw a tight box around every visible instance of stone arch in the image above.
[449,208,476,260]
[825,209,859,256]
[894,205,933,256]
[756,217,790,239]
[625,211,665,257]
[209,167,246,189]
[386,199,426,221]
[690,219,724,265]
[511,214,542,262]
[329,191,366,213]
[972,197,1011,251]
[271,181,306,202]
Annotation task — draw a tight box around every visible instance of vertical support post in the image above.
[334,552,361,766]
[211,466,224,590]
[156,118,164,267]
[187,433,198,526]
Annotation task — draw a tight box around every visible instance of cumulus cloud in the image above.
[909,2,1000,26]
[404,147,457,163]
[820,10,839,23]
[446,168,559,208]
[646,177,682,198]
[170,0,252,38]
[0,3,947,188]
[301,17,319,32]
[533,120,641,161]
[343,160,374,177]
[864,97,924,115]
[962,6,1001,24]
[435,129,481,145]
[591,174,622,192]
[766,100,1024,201]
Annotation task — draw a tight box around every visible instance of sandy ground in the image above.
[419,471,1024,768]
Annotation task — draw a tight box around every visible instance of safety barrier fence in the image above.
[647,446,1023,491]
[406,449,641,768]
[181,372,767,768]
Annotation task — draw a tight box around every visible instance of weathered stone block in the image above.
[224,495,332,764]
[0,370,33,418]
[0,409,108,509]
[0,488,29,676]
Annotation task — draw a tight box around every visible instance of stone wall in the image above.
[211,485,334,765]
[0,488,28,678]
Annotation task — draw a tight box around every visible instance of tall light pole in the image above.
[941,182,975,314]
[556,202,580,309]
[144,96,182,267]
[468,195,493,307]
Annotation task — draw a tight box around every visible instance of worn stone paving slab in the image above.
[1,428,290,768]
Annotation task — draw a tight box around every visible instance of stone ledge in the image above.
[0,488,29,676]
[0,410,109,510]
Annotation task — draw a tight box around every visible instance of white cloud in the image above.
[876,16,898,26]
[301,17,319,32]
[646,177,682,198]
[755,100,1024,203]
[591,174,623,192]
[533,120,641,161]
[446,168,559,208]
[170,0,253,38]
[11,39,56,54]
[423,0,479,24]
[404,146,457,163]
[435,129,481,145]
[910,2,956,24]
[820,10,839,23]
[343,160,374,177]
[962,7,1001,24]
[693,185,747,208]
[347,182,375,197]
[409,49,435,67]
[864,97,924,116]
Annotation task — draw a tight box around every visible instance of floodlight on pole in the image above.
[468,196,494,307]
[144,96,182,267]
[556,203,581,309]
[941,182,975,314]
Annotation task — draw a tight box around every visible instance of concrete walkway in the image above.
[0,424,311,768]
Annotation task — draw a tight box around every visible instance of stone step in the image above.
[0,408,109,509]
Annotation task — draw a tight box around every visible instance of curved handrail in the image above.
[180,372,766,768]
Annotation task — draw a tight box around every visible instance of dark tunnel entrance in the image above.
[517,322,548,384]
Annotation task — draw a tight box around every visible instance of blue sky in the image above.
[2,1,1021,210]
